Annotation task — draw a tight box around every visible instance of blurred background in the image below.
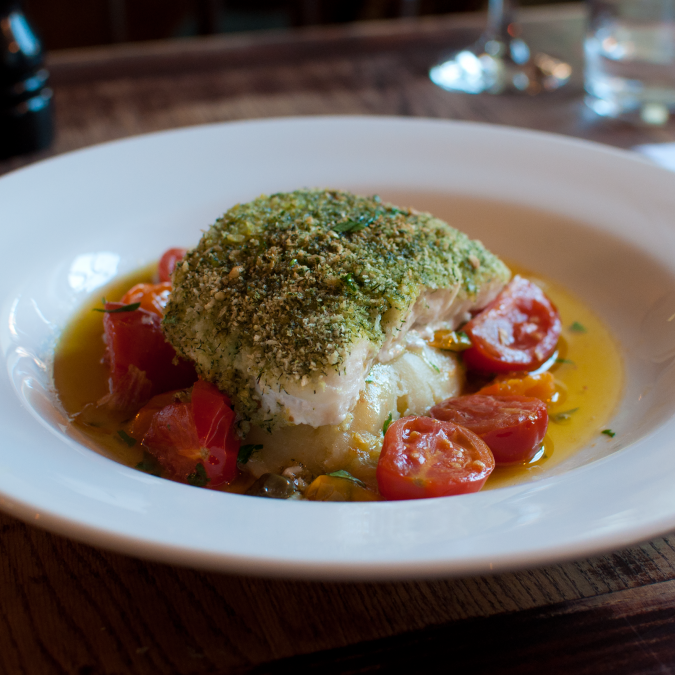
[22,0,572,50]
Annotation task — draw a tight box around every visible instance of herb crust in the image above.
[162,189,508,424]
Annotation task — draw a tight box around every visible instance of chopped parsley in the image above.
[569,321,587,333]
[333,219,371,234]
[341,273,359,293]
[555,358,575,365]
[136,454,161,477]
[238,444,263,465]
[93,302,141,314]
[551,408,579,423]
[383,412,393,435]
[117,430,136,447]
[328,470,366,488]
[601,429,616,438]
[187,463,209,487]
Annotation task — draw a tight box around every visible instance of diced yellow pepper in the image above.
[477,371,556,402]
[429,329,472,352]
[305,475,379,502]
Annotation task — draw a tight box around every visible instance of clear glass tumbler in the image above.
[585,0,675,125]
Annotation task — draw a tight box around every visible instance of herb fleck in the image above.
[341,273,358,293]
[238,444,263,464]
[327,470,366,488]
[551,408,579,423]
[383,412,393,435]
[187,463,209,487]
[136,454,161,477]
[93,302,141,314]
[569,321,587,333]
[333,219,370,234]
[601,429,616,438]
[117,430,136,447]
[555,358,575,365]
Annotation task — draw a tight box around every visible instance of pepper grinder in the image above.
[0,0,53,160]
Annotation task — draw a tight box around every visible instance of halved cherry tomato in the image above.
[430,394,548,465]
[462,276,561,373]
[191,380,239,486]
[158,248,187,283]
[103,302,196,413]
[136,381,239,487]
[376,416,494,500]
[121,281,171,317]
[129,389,180,439]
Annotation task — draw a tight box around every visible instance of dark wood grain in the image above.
[2,5,675,674]
[3,510,675,674]
[245,578,675,674]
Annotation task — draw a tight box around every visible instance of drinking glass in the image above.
[430,0,572,94]
[585,0,675,125]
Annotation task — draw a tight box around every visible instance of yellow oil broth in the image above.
[52,267,155,467]
[53,267,623,494]
[484,268,623,490]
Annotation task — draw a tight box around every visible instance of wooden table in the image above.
[3,4,675,673]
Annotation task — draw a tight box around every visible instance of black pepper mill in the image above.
[0,0,52,160]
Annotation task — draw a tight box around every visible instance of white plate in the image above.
[3,116,675,580]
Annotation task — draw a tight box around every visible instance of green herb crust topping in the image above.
[162,189,509,426]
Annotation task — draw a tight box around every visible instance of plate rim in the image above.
[2,114,675,580]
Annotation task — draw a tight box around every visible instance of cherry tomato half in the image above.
[191,380,239,486]
[376,416,494,500]
[103,302,196,413]
[158,248,187,283]
[430,394,548,465]
[121,281,171,317]
[136,381,239,487]
[462,276,561,373]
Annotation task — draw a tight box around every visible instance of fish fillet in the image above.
[163,189,510,430]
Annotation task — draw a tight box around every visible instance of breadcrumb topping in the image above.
[162,189,508,424]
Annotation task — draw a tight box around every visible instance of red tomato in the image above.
[121,282,171,317]
[158,248,187,283]
[191,380,239,485]
[430,394,548,465]
[128,389,185,440]
[376,416,494,500]
[103,302,196,413]
[462,276,561,373]
[136,381,239,487]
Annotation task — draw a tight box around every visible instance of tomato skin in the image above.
[129,389,180,439]
[430,394,548,465]
[136,381,239,487]
[462,276,561,373]
[191,380,239,485]
[103,302,196,412]
[121,282,171,317]
[158,248,187,283]
[376,416,494,500]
